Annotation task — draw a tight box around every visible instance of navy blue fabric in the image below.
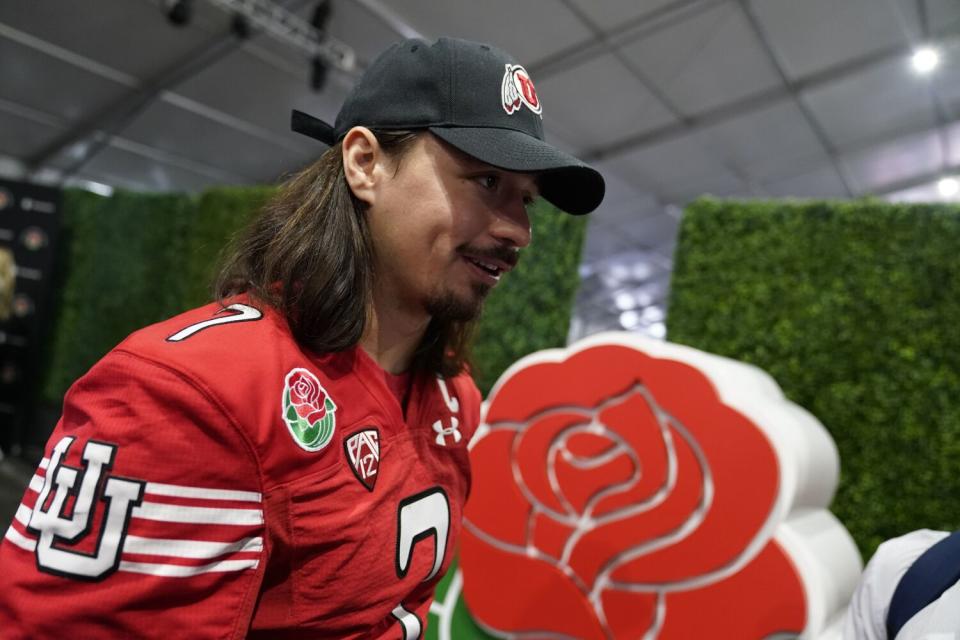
[886,530,960,639]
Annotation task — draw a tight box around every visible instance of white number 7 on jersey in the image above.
[393,488,451,640]
[166,303,262,342]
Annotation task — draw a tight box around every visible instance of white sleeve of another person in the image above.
[842,529,950,640]
[895,570,960,639]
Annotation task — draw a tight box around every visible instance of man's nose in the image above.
[490,198,532,249]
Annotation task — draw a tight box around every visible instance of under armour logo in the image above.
[433,417,461,447]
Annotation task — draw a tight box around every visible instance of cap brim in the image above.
[291,109,336,145]
[429,126,605,215]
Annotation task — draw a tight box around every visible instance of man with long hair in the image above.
[0,37,603,637]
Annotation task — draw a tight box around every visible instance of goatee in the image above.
[425,283,490,322]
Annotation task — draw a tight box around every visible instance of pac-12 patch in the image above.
[345,428,380,491]
[282,368,337,452]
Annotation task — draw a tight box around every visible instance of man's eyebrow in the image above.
[446,146,539,192]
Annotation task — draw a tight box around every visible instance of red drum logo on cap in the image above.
[501,64,542,116]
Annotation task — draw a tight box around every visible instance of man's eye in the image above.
[477,175,500,190]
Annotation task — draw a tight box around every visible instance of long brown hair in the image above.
[215,131,476,378]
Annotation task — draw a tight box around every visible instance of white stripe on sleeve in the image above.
[144,482,261,503]
[4,526,37,552]
[123,535,263,559]
[132,501,263,526]
[118,558,259,577]
[14,504,31,527]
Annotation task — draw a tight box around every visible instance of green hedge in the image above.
[667,198,960,558]
[179,186,273,307]
[41,190,194,405]
[38,188,584,411]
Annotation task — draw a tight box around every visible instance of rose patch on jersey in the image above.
[345,428,380,491]
[282,368,337,451]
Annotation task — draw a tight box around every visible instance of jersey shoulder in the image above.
[118,297,299,372]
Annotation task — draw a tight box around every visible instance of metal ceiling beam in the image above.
[555,0,693,121]
[205,0,355,69]
[26,37,242,181]
[735,0,854,197]
[886,0,955,176]
[797,121,958,198]
[581,29,960,163]
[531,0,723,80]
[0,96,250,184]
[0,20,137,87]
[351,0,423,40]
[558,0,755,195]
[23,0,314,182]
[871,162,960,197]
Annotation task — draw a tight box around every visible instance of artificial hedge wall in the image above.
[37,188,585,416]
[41,190,194,405]
[667,197,960,558]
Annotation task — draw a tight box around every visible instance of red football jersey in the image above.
[0,297,480,639]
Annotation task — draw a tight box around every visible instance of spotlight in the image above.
[938,177,959,198]
[619,310,640,330]
[165,0,194,27]
[308,0,332,91]
[311,57,328,91]
[311,0,332,32]
[231,12,251,39]
[911,47,940,74]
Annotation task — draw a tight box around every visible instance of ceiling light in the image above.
[911,47,940,74]
[646,322,667,340]
[634,291,653,307]
[938,177,959,198]
[311,57,328,91]
[631,262,652,280]
[609,263,630,282]
[641,305,665,323]
[619,310,640,330]
[614,292,635,311]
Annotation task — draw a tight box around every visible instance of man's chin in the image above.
[425,284,490,322]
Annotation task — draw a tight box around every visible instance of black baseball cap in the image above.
[291,37,605,215]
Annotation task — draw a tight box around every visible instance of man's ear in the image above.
[342,126,381,207]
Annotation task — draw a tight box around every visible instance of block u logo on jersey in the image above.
[28,436,145,580]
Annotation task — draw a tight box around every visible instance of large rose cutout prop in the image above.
[460,333,861,639]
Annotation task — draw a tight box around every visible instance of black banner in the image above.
[0,178,62,455]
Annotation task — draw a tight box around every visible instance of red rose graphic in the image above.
[288,370,327,425]
[461,340,811,639]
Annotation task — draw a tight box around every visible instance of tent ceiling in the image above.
[2,0,959,339]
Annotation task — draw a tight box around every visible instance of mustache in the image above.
[459,243,521,269]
